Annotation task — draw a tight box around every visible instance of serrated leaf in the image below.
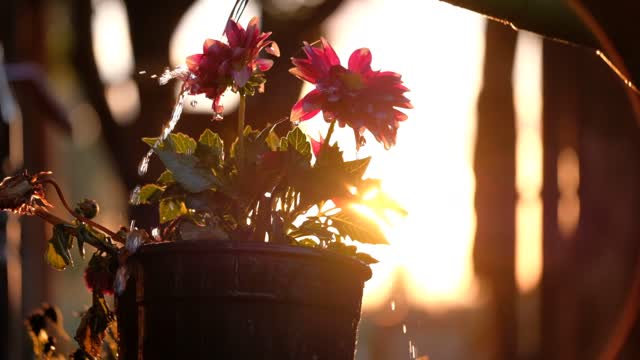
[289,219,334,241]
[157,170,175,185]
[143,133,197,155]
[137,184,165,204]
[168,133,197,154]
[279,137,289,151]
[355,252,379,265]
[286,127,311,161]
[329,208,388,244]
[45,224,73,270]
[155,148,218,193]
[265,130,281,151]
[142,137,159,147]
[344,157,371,179]
[198,129,222,148]
[159,198,188,224]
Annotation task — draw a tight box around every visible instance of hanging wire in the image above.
[225,0,250,33]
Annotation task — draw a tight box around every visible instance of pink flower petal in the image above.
[310,135,324,157]
[291,94,322,122]
[321,38,341,66]
[225,19,243,47]
[264,41,280,57]
[348,48,372,74]
[186,54,202,72]
[256,58,274,72]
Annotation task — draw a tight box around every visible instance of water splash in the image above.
[212,112,224,121]
[137,89,188,176]
[129,185,141,205]
[151,227,161,241]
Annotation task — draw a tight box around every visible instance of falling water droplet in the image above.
[190,99,198,107]
[151,227,161,241]
[358,136,367,148]
[138,151,152,176]
[390,300,396,311]
[402,324,407,334]
[211,112,224,121]
[291,121,300,127]
[138,70,147,75]
[150,74,158,79]
[129,185,142,205]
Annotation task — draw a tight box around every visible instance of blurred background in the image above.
[1,0,639,359]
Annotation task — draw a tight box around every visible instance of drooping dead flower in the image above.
[0,170,52,215]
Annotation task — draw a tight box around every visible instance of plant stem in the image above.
[237,94,246,169]
[324,119,337,150]
[34,208,117,254]
[38,179,124,244]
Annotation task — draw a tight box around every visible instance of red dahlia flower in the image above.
[186,17,279,114]
[290,38,412,149]
[84,254,116,295]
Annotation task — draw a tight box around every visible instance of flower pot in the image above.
[117,240,372,359]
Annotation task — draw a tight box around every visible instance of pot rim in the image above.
[136,240,373,281]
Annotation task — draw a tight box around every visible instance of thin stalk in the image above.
[38,179,124,244]
[34,208,117,254]
[323,119,337,150]
[237,94,246,169]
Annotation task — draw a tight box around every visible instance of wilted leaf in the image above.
[329,208,388,244]
[75,294,113,357]
[137,184,165,204]
[159,198,188,224]
[44,224,73,270]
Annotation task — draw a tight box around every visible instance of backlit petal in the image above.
[348,48,372,74]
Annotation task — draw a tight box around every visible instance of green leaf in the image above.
[197,129,224,168]
[157,170,175,185]
[155,148,218,193]
[137,184,165,204]
[355,252,379,265]
[344,157,371,180]
[143,133,197,154]
[289,218,334,241]
[45,224,73,270]
[279,136,289,151]
[265,130,280,151]
[327,241,358,256]
[168,133,197,154]
[198,129,222,148]
[329,208,388,245]
[286,127,311,161]
[159,198,188,224]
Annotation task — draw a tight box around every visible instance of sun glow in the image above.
[298,0,487,310]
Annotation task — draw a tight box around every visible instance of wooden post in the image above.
[473,21,518,360]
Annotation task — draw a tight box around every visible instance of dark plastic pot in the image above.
[117,240,372,359]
